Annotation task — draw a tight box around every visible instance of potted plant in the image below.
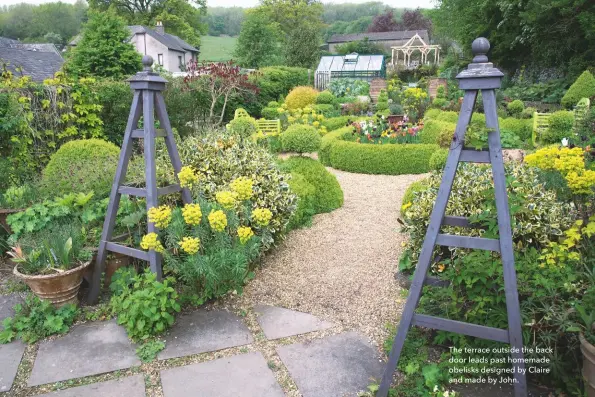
[9,224,93,307]
[569,304,595,396]
[387,104,405,124]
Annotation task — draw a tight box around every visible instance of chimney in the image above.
[155,21,164,35]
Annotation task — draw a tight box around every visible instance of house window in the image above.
[178,55,183,67]
[158,54,163,66]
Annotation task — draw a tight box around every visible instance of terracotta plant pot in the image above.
[0,208,22,235]
[387,115,404,124]
[14,261,91,307]
[83,252,131,288]
[581,333,595,397]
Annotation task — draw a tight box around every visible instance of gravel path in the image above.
[231,169,427,347]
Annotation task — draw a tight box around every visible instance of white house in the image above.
[70,22,199,73]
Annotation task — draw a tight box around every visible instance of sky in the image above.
[0,0,435,8]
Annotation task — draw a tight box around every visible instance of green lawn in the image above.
[199,35,238,62]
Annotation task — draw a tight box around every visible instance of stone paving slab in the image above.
[28,320,140,386]
[0,341,26,392]
[34,375,146,397]
[0,293,23,322]
[255,304,334,340]
[276,331,384,397]
[158,309,253,360]
[160,352,283,397]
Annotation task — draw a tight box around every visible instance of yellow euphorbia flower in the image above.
[147,205,172,228]
[208,210,227,232]
[178,166,199,188]
[216,191,236,209]
[182,203,202,225]
[179,236,200,255]
[252,208,272,227]
[140,233,164,253]
[230,177,253,201]
[237,226,254,244]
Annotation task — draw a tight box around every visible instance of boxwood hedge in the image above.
[320,127,439,175]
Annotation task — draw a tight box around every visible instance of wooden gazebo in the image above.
[390,33,440,68]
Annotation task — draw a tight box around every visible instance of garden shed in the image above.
[315,53,385,90]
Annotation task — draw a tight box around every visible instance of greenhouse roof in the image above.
[316,53,385,73]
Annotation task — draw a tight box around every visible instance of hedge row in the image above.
[320,127,439,175]
[423,110,533,144]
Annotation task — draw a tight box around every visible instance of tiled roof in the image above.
[328,30,429,44]
[0,46,64,82]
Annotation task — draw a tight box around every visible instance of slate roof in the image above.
[0,46,64,82]
[328,30,429,45]
[69,26,199,53]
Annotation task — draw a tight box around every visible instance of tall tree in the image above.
[88,0,206,46]
[398,8,432,35]
[259,0,324,68]
[234,10,281,68]
[431,0,595,78]
[367,9,398,33]
[65,8,142,79]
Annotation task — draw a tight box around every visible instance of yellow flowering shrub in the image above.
[208,209,227,232]
[230,177,253,201]
[566,170,595,194]
[237,226,254,244]
[140,233,164,253]
[525,146,595,195]
[181,203,202,225]
[179,236,201,255]
[178,166,199,188]
[252,208,272,227]
[540,216,595,267]
[147,205,172,228]
[216,191,236,209]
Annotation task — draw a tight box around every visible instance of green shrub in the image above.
[286,172,316,229]
[423,108,441,120]
[228,116,257,139]
[0,295,78,344]
[313,104,339,117]
[419,119,456,146]
[110,269,180,341]
[267,101,280,107]
[253,66,309,110]
[435,111,459,123]
[389,103,404,115]
[320,127,439,174]
[279,156,343,213]
[401,178,430,209]
[281,124,322,154]
[95,79,133,146]
[322,116,355,131]
[376,90,389,111]
[40,139,120,198]
[316,90,335,104]
[561,70,595,109]
[507,99,525,116]
[428,149,449,171]
[136,132,296,238]
[328,78,370,97]
[431,97,448,109]
[285,86,319,110]
[499,118,533,141]
[543,110,574,144]
[261,107,280,120]
[521,106,537,119]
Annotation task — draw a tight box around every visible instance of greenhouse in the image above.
[315,53,385,90]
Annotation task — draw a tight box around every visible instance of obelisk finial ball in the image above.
[142,55,153,70]
[471,37,490,63]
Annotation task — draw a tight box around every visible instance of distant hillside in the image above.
[199,35,237,62]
